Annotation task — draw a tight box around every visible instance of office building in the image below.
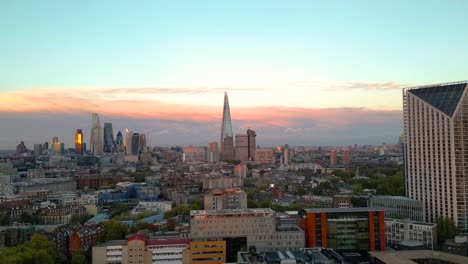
[235,134,249,161]
[182,147,207,162]
[139,134,146,149]
[131,133,140,155]
[299,208,386,251]
[385,218,437,250]
[329,149,337,166]
[369,196,424,222]
[75,129,84,155]
[247,129,256,161]
[403,81,468,230]
[207,142,219,162]
[115,131,124,146]
[52,137,59,144]
[220,92,235,161]
[343,148,350,166]
[184,240,226,264]
[90,113,103,155]
[124,128,133,155]
[92,234,190,264]
[33,144,43,156]
[282,144,291,165]
[255,149,275,165]
[190,209,305,262]
[103,123,115,153]
[203,188,247,210]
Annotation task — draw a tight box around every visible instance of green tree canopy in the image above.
[437,216,460,244]
[71,251,87,264]
[164,205,190,219]
[0,234,58,264]
[100,219,128,243]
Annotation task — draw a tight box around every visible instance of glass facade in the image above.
[220,92,235,160]
[103,123,115,153]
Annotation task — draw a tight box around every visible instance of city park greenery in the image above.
[0,233,67,264]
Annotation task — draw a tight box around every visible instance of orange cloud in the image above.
[0,89,401,129]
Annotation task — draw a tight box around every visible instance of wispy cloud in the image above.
[293,80,412,91]
[98,87,269,95]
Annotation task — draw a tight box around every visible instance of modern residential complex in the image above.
[403,81,468,231]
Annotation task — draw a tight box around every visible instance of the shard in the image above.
[220,92,235,161]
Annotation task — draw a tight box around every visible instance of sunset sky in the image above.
[1,1,467,149]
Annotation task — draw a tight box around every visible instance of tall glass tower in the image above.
[75,129,84,155]
[220,92,235,161]
[103,123,115,153]
[90,113,103,155]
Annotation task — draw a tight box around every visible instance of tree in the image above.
[111,204,129,218]
[190,199,204,210]
[0,234,57,264]
[0,213,11,225]
[376,169,405,196]
[437,216,460,244]
[70,214,91,225]
[71,251,87,264]
[247,199,259,208]
[100,219,128,242]
[164,205,190,219]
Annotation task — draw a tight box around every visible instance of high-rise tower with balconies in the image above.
[403,81,468,232]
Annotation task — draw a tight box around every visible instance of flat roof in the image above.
[94,240,127,247]
[369,250,468,264]
[301,207,385,213]
[191,208,274,216]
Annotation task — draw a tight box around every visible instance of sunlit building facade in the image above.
[75,129,84,155]
[90,113,103,155]
[235,134,249,161]
[220,92,235,161]
[403,81,468,231]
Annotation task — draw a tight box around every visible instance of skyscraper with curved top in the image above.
[220,92,235,161]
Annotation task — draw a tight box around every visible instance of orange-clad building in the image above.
[299,208,386,251]
[183,240,226,264]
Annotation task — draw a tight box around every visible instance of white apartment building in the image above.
[403,81,468,231]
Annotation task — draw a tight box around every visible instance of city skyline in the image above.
[1,1,467,148]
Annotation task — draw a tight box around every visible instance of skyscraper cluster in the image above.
[219,92,257,162]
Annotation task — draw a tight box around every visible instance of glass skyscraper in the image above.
[103,123,115,153]
[75,129,84,155]
[220,92,235,161]
[90,113,103,155]
[403,81,468,232]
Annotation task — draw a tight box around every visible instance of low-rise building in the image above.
[368,195,424,222]
[190,209,305,262]
[385,218,437,250]
[92,234,190,264]
[203,188,247,210]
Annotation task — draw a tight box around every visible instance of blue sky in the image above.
[2,0,467,90]
[0,1,467,148]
